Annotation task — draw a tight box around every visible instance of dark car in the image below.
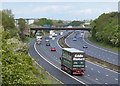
[73,38,77,41]
[83,45,88,48]
[46,43,50,46]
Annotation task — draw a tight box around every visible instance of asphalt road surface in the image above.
[29,30,119,85]
[65,30,119,66]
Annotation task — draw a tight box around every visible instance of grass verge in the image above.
[32,58,63,84]
[88,37,118,52]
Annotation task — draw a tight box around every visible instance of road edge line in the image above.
[83,32,118,55]
[60,31,119,74]
[28,52,63,84]
[34,42,87,85]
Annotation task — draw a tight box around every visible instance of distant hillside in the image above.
[90,12,120,47]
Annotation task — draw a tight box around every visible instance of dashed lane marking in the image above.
[106,75,109,77]
[95,78,98,81]
[105,83,108,84]
[98,71,100,73]
[83,32,118,55]
[34,42,88,85]
[115,78,118,81]
[87,74,90,77]
[58,31,119,74]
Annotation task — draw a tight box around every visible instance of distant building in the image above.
[84,22,90,25]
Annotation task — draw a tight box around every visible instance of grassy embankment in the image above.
[1,28,62,84]
[88,37,118,52]
[89,12,119,52]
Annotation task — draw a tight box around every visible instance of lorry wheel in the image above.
[61,66,64,70]
[68,69,72,75]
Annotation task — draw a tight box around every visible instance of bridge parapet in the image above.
[30,27,91,31]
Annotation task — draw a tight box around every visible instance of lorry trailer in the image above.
[60,48,86,75]
[36,36,42,44]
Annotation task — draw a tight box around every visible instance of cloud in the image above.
[33,5,72,14]
[1,0,119,2]
[78,9,93,14]
[69,9,93,15]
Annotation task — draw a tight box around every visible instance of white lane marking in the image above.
[28,53,31,56]
[115,78,118,81]
[98,71,100,73]
[57,39,62,49]
[64,31,74,47]
[57,31,119,74]
[87,61,119,74]
[87,74,90,77]
[83,32,118,55]
[34,42,87,85]
[95,78,98,81]
[91,68,93,70]
[28,52,63,84]
[106,75,109,77]
[105,83,108,84]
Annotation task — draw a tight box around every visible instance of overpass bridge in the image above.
[30,27,91,31]
[30,27,91,36]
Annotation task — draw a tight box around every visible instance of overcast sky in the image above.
[1,1,118,20]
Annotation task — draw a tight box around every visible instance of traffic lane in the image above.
[29,41,84,84]
[39,36,119,84]
[84,31,118,54]
[35,31,118,84]
[65,32,118,84]
[43,30,72,54]
[36,41,102,84]
[36,44,61,67]
[68,36,118,65]
[66,31,118,65]
[83,31,118,65]
[65,39,118,84]
[85,62,118,84]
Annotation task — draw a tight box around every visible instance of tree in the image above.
[58,20,63,24]
[1,9,18,38]
[68,21,84,26]
[2,9,15,31]
[33,18,53,26]
[90,12,119,47]
[18,18,26,41]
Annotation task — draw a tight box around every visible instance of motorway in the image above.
[29,30,119,85]
[65,30,119,66]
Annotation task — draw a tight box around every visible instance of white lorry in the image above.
[60,32,63,35]
[36,36,42,44]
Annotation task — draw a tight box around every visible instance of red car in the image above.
[51,47,57,51]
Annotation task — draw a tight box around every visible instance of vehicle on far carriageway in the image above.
[60,48,86,75]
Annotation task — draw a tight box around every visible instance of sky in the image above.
[1,1,118,21]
